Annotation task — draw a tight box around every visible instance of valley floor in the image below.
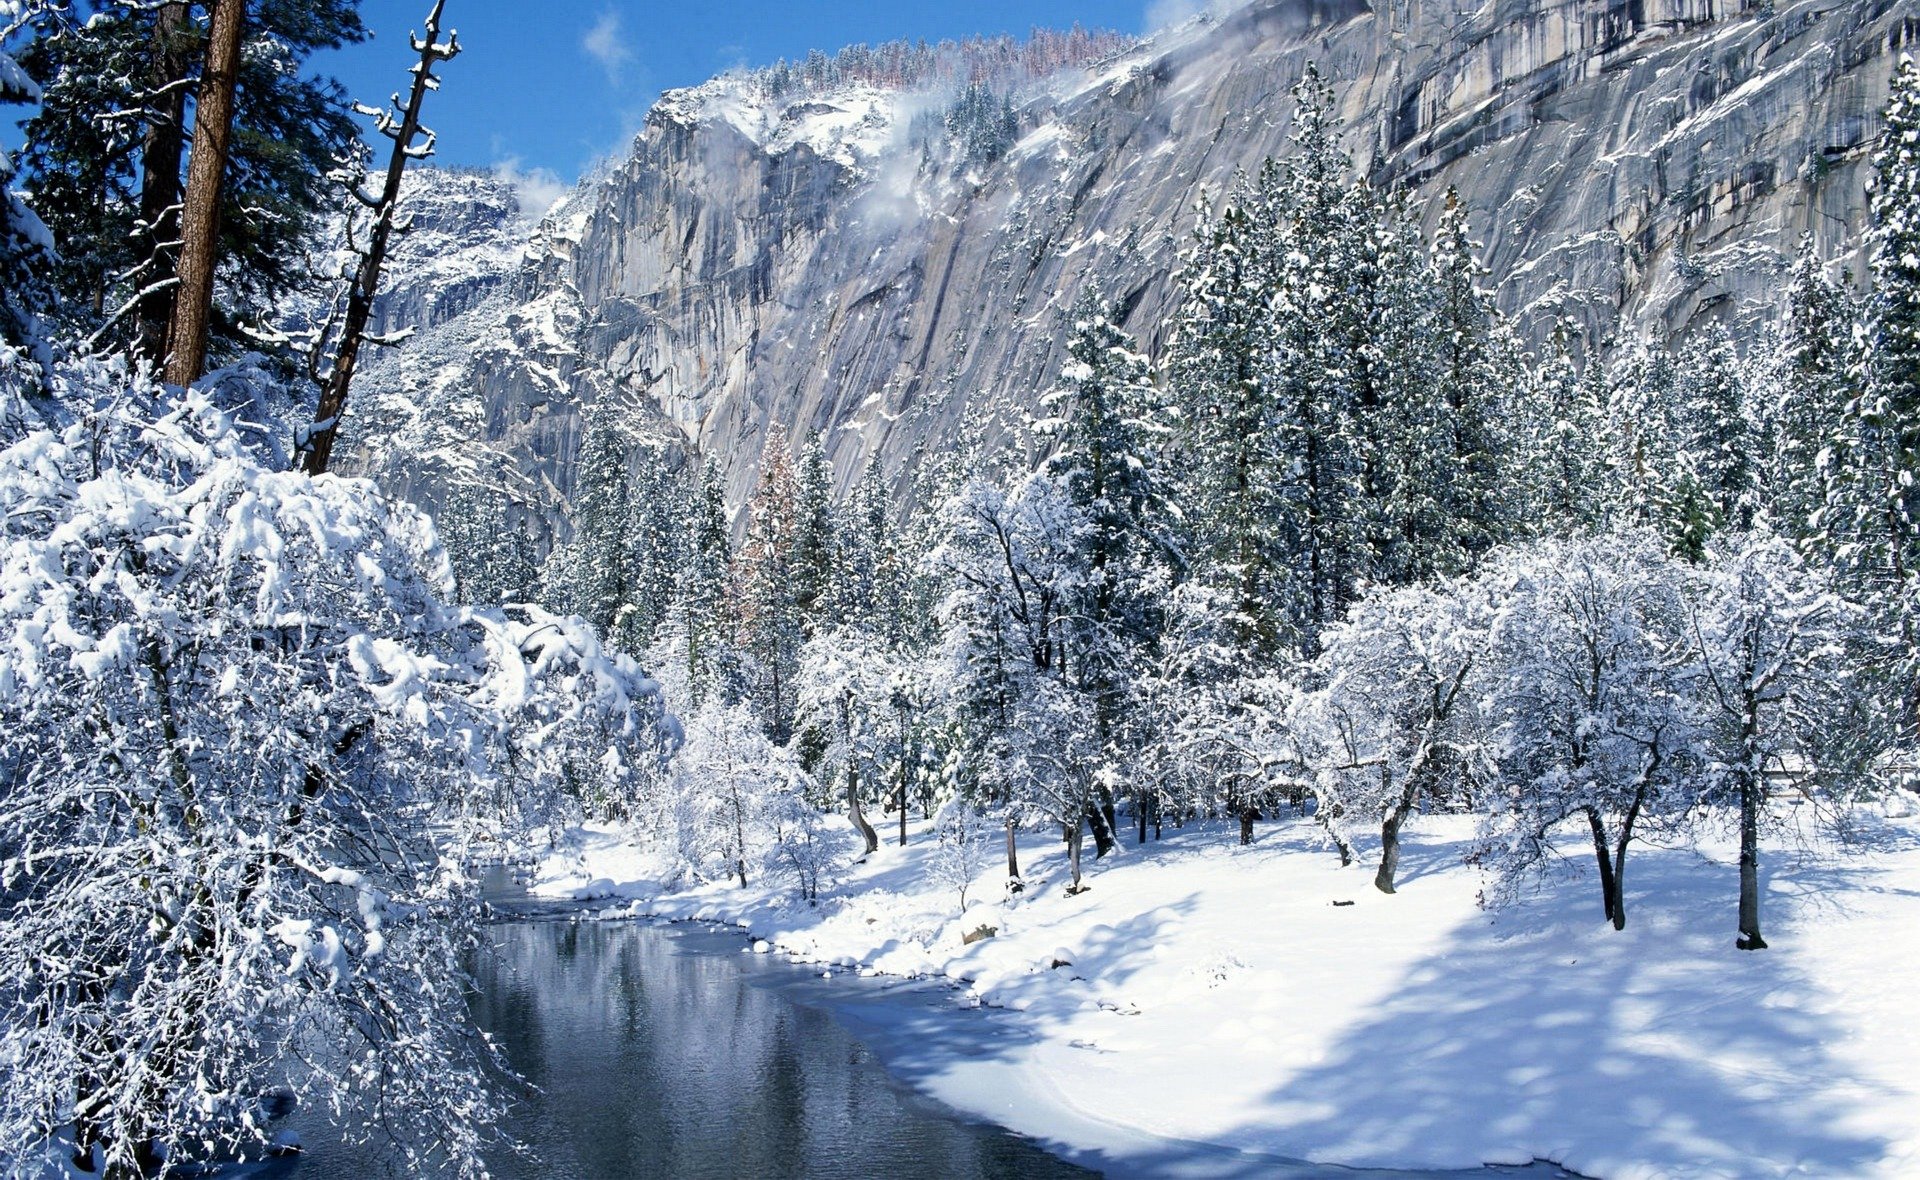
[528,808,1920,1180]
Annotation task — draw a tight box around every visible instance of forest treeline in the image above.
[4,2,1920,1171]
[467,62,1920,953]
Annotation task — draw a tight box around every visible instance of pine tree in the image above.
[1771,238,1857,536]
[792,431,836,634]
[1424,190,1511,572]
[561,402,637,646]
[0,35,51,353]
[1521,322,1615,534]
[736,428,803,742]
[14,0,366,358]
[1828,53,1920,728]
[1040,292,1164,853]
[682,458,735,707]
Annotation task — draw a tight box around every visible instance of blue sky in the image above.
[315,1,1175,187]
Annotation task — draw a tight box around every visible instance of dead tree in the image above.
[298,1,458,476]
[163,0,244,387]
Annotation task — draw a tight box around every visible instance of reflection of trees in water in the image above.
[461,921,1083,1179]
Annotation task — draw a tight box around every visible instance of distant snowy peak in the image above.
[651,78,900,172]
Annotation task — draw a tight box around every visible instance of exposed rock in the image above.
[338,0,1912,532]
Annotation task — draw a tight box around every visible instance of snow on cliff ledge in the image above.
[651,78,899,172]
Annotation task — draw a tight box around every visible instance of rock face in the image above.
[338,0,1914,527]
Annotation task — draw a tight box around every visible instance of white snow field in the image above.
[532,808,1920,1180]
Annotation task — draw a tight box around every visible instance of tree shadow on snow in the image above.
[1203,844,1894,1177]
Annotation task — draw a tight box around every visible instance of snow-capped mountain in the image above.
[335,0,1909,528]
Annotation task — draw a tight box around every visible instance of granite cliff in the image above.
[335,0,1915,528]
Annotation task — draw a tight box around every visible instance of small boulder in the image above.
[962,924,998,945]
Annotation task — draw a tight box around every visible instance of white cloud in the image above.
[493,156,568,221]
[582,10,633,86]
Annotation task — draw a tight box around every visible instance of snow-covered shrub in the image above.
[0,360,674,1173]
[1295,574,1498,893]
[669,701,836,892]
[929,797,990,912]
[1470,532,1700,928]
[468,604,676,831]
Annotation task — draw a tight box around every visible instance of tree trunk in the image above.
[1374,799,1412,894]
[1136,788,1147,845]
[1585,807,1622,929]
[1066,818,1086,893]
[1736,770,1767,949]
[847,767,878,856]
[1087,802,1117,857]
[1004,818,1022,891]
[1239,804,1261,845]
[897,770,908,847]
[164,0,245,387]
[134,1,191,366]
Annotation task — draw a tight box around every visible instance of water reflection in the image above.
[287,917,1094,1179]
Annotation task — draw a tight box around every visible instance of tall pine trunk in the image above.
[164,0,245,387]
[1005,817,1022,890]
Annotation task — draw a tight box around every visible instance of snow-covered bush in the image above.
[1471,532,1700,928]
[0,360,673,1173]
[669,701,828,892]
[929,797,990,912]
[1295,575,1498,893]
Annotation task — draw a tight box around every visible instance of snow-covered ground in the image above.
[530,809,1920,1180]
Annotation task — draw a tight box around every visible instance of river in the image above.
[277,908,1094,1179]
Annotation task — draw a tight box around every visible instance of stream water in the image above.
[277,901,1093,1179]
[265,876,1579,1180]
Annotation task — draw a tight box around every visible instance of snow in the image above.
[532,808,1920,1179]
[654,78,897,172]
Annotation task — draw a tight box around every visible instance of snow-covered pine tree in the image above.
[1608,338,1694,554]
[792,430,837,634]
[681,457,735,707]
[1166,170,1288,653]
[625,450,690,651]
[1267,63,1374,640]
[832,455,893,634]
[1825,54,1920,730]
[1424,189,1513,573]
[0,30,51,354]
[1520,322,1616,535]
[736,427,804,742]
[557,400,637,647]
[1769,238,1858,537]
[1039,292,1164,852]
[1668,326,1755,560]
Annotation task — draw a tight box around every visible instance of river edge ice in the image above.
[527,808,1920,1179]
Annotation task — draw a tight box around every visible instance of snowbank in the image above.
[530,811,1920,1179]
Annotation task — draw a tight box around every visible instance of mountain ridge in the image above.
[336,0,1913,535]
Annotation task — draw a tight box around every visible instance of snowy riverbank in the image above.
[529,810,1920,1179]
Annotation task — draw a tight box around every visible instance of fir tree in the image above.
[1827,53,1920,728]
[681,458,735,707]
[737,428,804,742]
[792,431,837,635]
